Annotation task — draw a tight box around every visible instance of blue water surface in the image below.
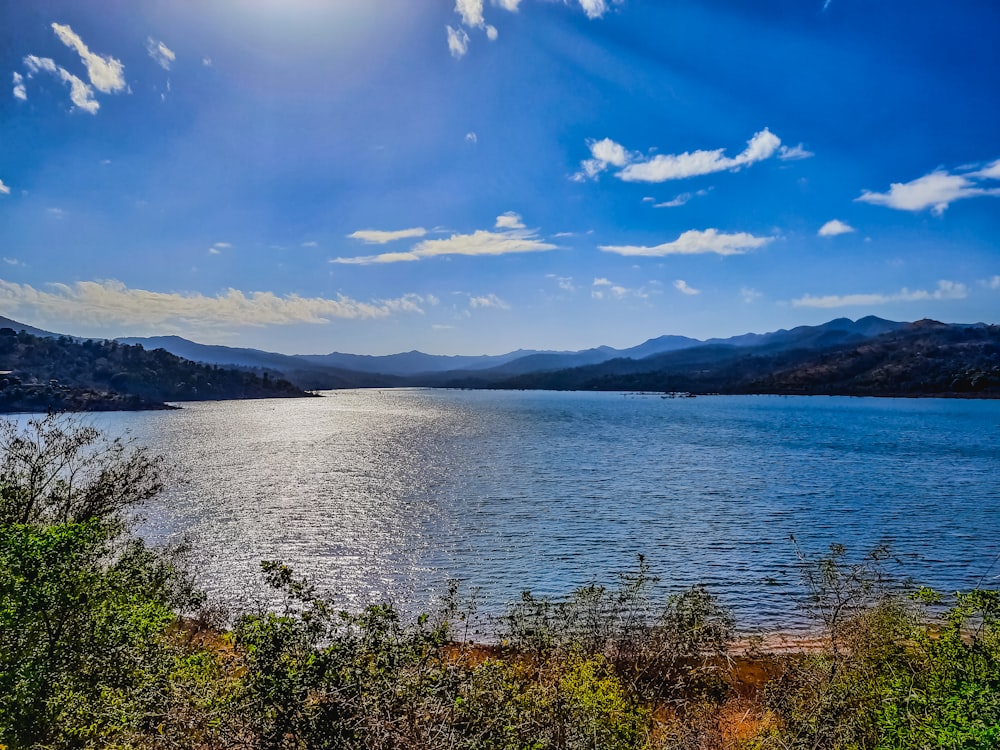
[82,390,1000,631]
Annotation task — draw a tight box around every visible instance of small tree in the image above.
[0,414,202,748]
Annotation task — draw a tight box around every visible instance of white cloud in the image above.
[336,216,554,264]
[446,26,471,58]
[348,227,428,244]
[333,252,421,265]
[0,279,429,332]
[818,219,855,237]
[465,131,478,143]
[974,159,1000,180]
[3,258,24,266]
[857,164,1000,215]
[495,211,525,229]
[412,229,554,259]
[23,54,99,113]
[146,37,176,70]
[495,0,522,9]
[23,55,58,76]
[59,68,99,113]
[469,293,509,310]
[792,280,968,308]
[202,56,212,67]
[301,241,319,248]
[619,129,781,183]
[652,188,710,208]
[981,275,1000,290]
[456,0,485,27]
[12,72,26,100]
[486,25,498,40]
[778,143,814,161]
[591,277,649,301]
[673,279,700,296]
[47,207,65,218]
[577,129,785,184]
[654,193,692,208]
[0,180,9,195]
[574,137,635,180]
[600,228,773,257]
[547,274,575,292]
[51,23,126,94]
[214,242,232,249]
[740,287,762,303]
[578,0,608,19]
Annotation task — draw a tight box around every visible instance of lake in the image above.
[82,390,1000,631]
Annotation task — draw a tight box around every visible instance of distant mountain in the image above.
[6,313,988,400]
[115,316,916,389]
[117,336,403,390]
[0,316,69,339]
[295,349,540,376]
[488,320,1000,398]
[0,327,312,413]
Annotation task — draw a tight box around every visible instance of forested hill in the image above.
[0,328,312,413]
[487,321,1000,398]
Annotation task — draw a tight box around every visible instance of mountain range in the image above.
[2,314,998,404]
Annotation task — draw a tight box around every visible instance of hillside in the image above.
[488,321,1000,398]
[0,328,313,413]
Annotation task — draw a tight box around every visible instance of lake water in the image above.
[82,390,1000,631]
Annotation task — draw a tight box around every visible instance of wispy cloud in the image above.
[335,214,556,265]
[857,159,1000,215]
[652,188,710,208]
[591,277,651,301]
[347,227,428,245]
[818,219,855,237]
[456,0,485,27]
[146,37,176,70]
[495,211,525,229]
[51,23,126,94]
[0,279,429,332]
[23,54,99,113]
[741,287,762,303]
[981,275,1000,290]
[469,293,510,310]
[674,279,700,296]
[0,179,10,196]
[3,258,24,267]
[546,274,576,292]
[792,280,968,308]
[577,129,785,183]
[600,228,773,257]
[778,143,814,161]
[578,0,609,19]
[12,72,26,100]
[448,0,616,56]
[465,131,478,144]
[447,26,470,58]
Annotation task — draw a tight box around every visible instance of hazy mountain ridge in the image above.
[3,315,997,401]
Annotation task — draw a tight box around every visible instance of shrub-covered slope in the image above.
[0,327,311,412]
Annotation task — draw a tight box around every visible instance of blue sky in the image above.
[1,0,998,355]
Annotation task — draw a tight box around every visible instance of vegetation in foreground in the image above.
[1,416,999,749]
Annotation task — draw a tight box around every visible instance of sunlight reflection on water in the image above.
[83,390,1000,631]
